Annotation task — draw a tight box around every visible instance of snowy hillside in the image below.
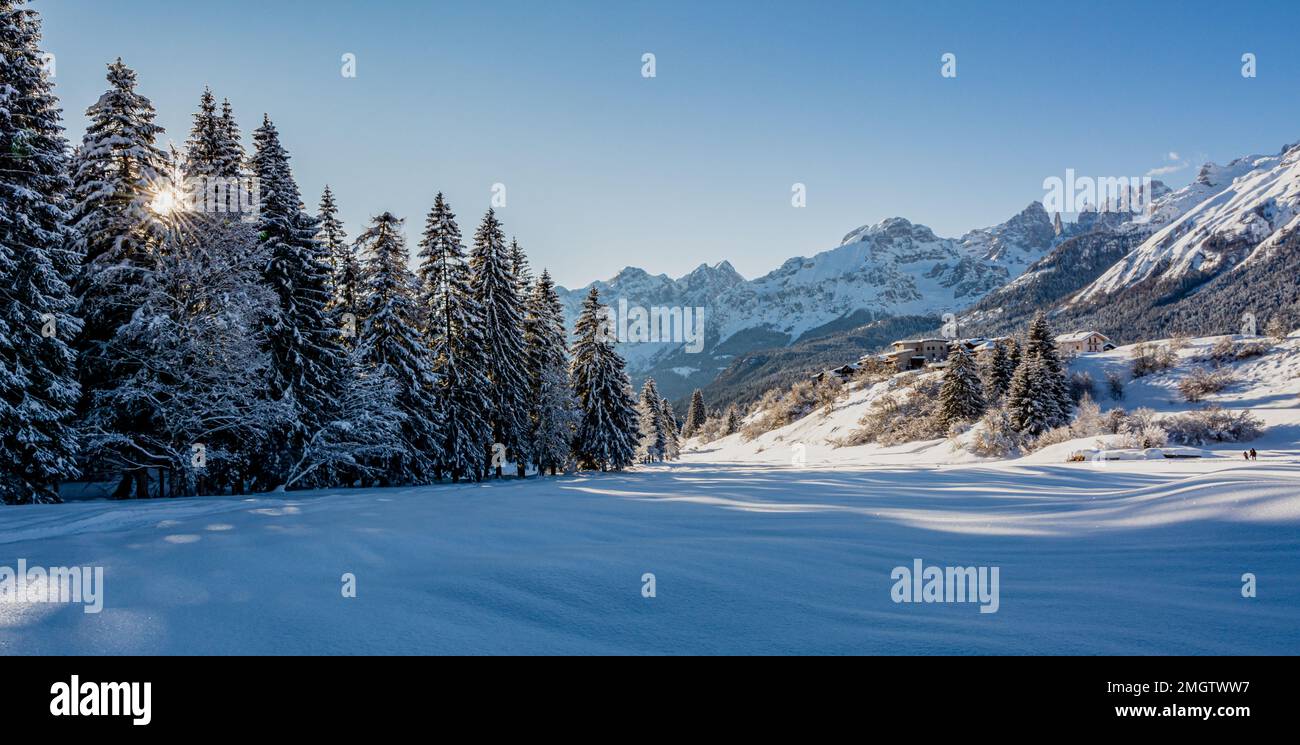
[1076,143,1300,303]
[686,333,1300,469]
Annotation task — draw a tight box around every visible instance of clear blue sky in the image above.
[37,0,1300,287]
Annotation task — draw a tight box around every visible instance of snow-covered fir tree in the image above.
[1006,354,1055,437]
[83,217,287,497]
[0,0,81,503]
[937,344,986,430]
[354,212,442,485]
[250,114,346,489]
[524,269,576,475]
[216,98,244,178]
[659,398,680,460]
[469,208,531,477]
[316,185,357,316]
[984,340,1015,403]
[69,59,167,399]
[636,378,668,462]
[416,193,492,482]
[571,288,638,471]
[683,389,707,437]
[509,237,532,298]
[1022,312,1071,427]
[183,87,224,178]
[723,405,741,435]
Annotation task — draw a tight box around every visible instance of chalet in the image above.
[1055,330,1114,355]
[885,338,953,371]
[811,363,860,383]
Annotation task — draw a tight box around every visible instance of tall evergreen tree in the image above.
[937,344,986,430]
[84,217,286,498]
[1006,354,1055,437]
[70,59,167,394]
[183,87,224,178]
[571,288,637,471]
[216,98,244,178]
[416,193,491,482]
[0,0,82,503]
[250,114,344,488]
[509,237,532,297]
[723,405,741,435]
[636,378,668,462]
[1022,312,1071,427]
[524,269,575,475]
[469,208,531,477]
[316,185,356,314]
[659,397,680,460]
[984,340,1015,402]
[683,389,707,437]
[354,212,441,485]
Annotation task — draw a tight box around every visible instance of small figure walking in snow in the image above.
[1243,451,1250,460]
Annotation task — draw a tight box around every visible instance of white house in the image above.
[1055,330,1114,355]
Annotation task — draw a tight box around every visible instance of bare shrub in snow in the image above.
[1102,407,1129,434]
[1106,370,1125,400]
[966,407,1021,458]
[740,376,844,441]
[1130,343,1178,378]
[1178,365,1235,402]
[1163,406,1264,445]
[1068,371,1096,403]
[1205,336,1270,364]
[1208,336,1237,362]
[845,376,945,447]
[1265,315,1290,340]
[1117,407,1168,449]
[1234,338,1273,359]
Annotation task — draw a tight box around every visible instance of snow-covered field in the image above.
[2,335,1298,655]
[1,454,1297,654]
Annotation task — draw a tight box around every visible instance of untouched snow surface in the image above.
[2,456,1298,655]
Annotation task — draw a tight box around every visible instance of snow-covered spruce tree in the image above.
[183,87,224,178]
[250,115,346,489]
[1005,354,1055,437]
[1022,312,1071,427]
[510,237,532,298]
[984,340,1015,403]
[659,398,680,460]
[936,344,986,430]
[69,58,166,397]
[416,193,492,482]
[571,288,638,471]
[354,212,442,485]
[524,269,576,475]
[0,0,82,504]
[83,218,288,497]
[469,208,531,477]
[316,185,357,315]
[723,405,741,435]
[533,362,578,475]
[636,378,668,463]
[216,98,244,179]
[683,389,707,437]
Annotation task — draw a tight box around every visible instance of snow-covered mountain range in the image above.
[558,139,1300,404]
[1074,143,1300,303]
[557,202,1058,398]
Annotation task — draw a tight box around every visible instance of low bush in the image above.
[1178,365,1235,402]
[1163,406,1264,445]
